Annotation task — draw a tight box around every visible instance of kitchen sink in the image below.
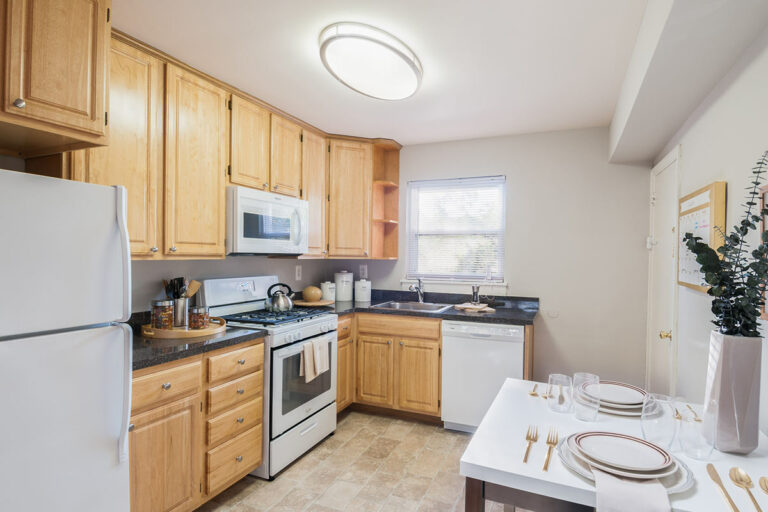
[370,301,454,313]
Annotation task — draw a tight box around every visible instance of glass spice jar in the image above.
[189,306,209,330]
[151,300,174,329]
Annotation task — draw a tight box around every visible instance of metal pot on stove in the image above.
[266,283,294,312]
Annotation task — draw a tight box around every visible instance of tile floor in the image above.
[196,410,514,512]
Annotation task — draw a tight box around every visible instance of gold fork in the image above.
[529,384,539,397]
[541,384,552,399]
[686,404,703,422]
[543,429,559,471]
[674,408,682,420]
[523,425,538,463]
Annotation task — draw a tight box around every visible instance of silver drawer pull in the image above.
[237,388,245,394]
[237,359,246,365]
[161,382,171,390]
[13,98,25,108]
[128,423,134,432]
[235,455,243,462]
[236,417,244,423]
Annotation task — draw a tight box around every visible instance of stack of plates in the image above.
[575,380,647,416]
[558,431,694,495]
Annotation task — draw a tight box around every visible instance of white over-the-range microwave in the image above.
[226,186,309,255]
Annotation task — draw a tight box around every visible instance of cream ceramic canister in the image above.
[320,281,335,301]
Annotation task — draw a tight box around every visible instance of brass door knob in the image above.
[659,330,672,340]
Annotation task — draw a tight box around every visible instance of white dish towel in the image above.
[313,337,330,376]
[299,342,317,383]
[593,469,671,512]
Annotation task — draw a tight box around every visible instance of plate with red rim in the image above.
[573,431,672,472]
[566,434,678,479]
[580,381,647,406]
[574,394,647,416]
[575,389,645,409]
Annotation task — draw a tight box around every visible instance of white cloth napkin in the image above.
[313,337,330,375]
[299,342,317,383]
[593,468,671,512]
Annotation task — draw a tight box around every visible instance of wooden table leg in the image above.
[465,477,484,512]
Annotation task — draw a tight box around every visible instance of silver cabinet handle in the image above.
[236,417,244,423]
[235,455,243,462]
[169,246,177,252]
[237,359,246,365]
[400,341,404,346]
[387,340,391,345]
[262,183,268,189]
[322,250,327,254]
[364,251,368,256]
[12,98,25,108]
[150,246,158,253]
[161,382,171,390]
[128,423,134,432]
[273,184,279,190]
[237,388,245,394]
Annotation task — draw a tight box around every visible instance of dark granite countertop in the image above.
[316,289,539,325]
[131,325,268,371]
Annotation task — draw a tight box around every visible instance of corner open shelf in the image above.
[371,143,400,259]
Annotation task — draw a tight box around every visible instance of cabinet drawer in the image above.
[208,371,262,415]
[132,361,201,412]
[207,426,262,493]
[357,314,440,339]
[208,344,263,383]
[207,397,263,447]
[337,315,353,341]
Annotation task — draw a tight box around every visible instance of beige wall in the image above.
[366,127,651,384]
[657,27,768,434]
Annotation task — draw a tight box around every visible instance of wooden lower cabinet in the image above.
[129,395,202,512]
[396,337,441,415]
[337,336,356,412]
[356,334,395,407]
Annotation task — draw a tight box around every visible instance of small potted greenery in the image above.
[683,150,768,454]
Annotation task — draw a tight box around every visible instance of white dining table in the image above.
[460,378,768,512]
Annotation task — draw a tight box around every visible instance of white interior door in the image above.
[646,147,680,394]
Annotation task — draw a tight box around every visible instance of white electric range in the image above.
[200,276,337,478]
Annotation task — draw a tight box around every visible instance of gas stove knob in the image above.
[321,324,329,333]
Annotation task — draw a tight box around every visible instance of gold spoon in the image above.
[760,476,768,495]
[686,404,702,422]
[541,384,552,399]
[529,384,539,397]
[730,467,762,511]
[674,408,682,420]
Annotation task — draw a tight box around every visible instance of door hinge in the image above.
[328,144,331,153]
[104,112,108,125]
[438,399,441,407]
[646,236,657,250]
[299,187,303,197]
[439,348,441,356]
[300,133,303,142]
[228,99,232,110]
[106,8,110,22]
[327,242,329,251]
[200,402,202,412]
[227,164,232,176]
[199,482,202,492]
[327,194,330,202]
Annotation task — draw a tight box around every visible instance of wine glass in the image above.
[641,393,678,449]
[573,372,600,421]
[547,373,573,413]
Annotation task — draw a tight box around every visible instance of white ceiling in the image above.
[113,0,647,145]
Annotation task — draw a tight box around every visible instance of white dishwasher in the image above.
[441,321,525,432]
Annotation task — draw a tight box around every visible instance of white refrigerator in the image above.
[0,170,132,511]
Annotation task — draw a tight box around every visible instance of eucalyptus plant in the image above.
[683,151,768,337]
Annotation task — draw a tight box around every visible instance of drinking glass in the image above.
[573,372,600,421]
[641,393,678,449]
[547,373,573,413]
[679,401,715,460]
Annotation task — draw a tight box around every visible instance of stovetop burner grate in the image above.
[222,308,331,326]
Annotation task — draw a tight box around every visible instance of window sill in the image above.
[399,279,508,293]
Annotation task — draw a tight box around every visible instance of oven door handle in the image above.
[273,334,337,358]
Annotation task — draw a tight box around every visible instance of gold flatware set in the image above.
[523,425,558,471]
[707,463,768,511]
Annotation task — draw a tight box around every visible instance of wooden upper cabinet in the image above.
[356,334,394,407]
[328,140,372,257]
[301,130,328,258]
[75,38,164,258]
[230,94,270,191]
[4,0,109,136]
[269,115,301,197]
[396,337,441,415]
[164,64,228,258]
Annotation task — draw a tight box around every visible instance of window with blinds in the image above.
[406,176,505,281]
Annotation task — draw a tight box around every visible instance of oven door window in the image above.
[280,342,332,416]
[243,211,291,241]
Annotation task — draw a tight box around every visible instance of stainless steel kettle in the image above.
[266,283,294,312]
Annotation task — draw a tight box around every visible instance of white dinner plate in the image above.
[574,394,644,416]
[557,438,694,495]
[575,390,644,410]
[581,381,646,405]
[566,435,678,479]
[574,431,672,472]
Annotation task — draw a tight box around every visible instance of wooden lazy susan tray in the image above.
[293,299,335,307]
[141,317,227,339]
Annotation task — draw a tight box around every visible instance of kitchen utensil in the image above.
[708,464,740,512]
[523,425,538,463]
[334,271,353,301]
[641,394,678,450]
[542,384,552,399]
[266,283,294,312]
[573,373,600,421]
[566,434,678,479]
[173,297,188,327]
[185,280,201,299]
[730,467,762,511]
[547,374,572,413]
[674,408,682,420]
[574,431,672,472]
[759,477,768,495]
[581,381,646,405]
[558,384,565,406]
[162,279,170,298]
[686,403,702,422]
[302,285,323,302]
[528,384,539,397]
[321,281,336,301]
[543,429,558,471]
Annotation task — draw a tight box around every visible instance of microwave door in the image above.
[239,201,296,253]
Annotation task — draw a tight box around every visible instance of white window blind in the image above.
[407,176,505,281]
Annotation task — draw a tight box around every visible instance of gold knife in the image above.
[707,463,740,512]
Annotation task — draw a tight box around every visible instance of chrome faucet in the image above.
[409,279,425,303]
[471,284,480,304]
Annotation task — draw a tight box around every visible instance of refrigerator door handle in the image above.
[117,323,133,462]
[115,186,132,322]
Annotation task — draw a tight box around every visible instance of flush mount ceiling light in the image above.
[319,22,422,100]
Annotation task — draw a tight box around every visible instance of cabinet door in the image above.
[301,130,327,257]
[165,64,228,257]
[328,140,372,257]
[230,94,270,190]
[396,337,441,415]
[5,0,109,135]
[337,337,355,412]
[356,334,393,407]
[130,395,203,512]
[77,38,164,257]
[269,115,301,197]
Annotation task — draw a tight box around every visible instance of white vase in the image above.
[702,331,762,454]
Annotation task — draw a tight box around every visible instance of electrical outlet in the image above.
[359,264,368,279]
[295,264,302,281]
